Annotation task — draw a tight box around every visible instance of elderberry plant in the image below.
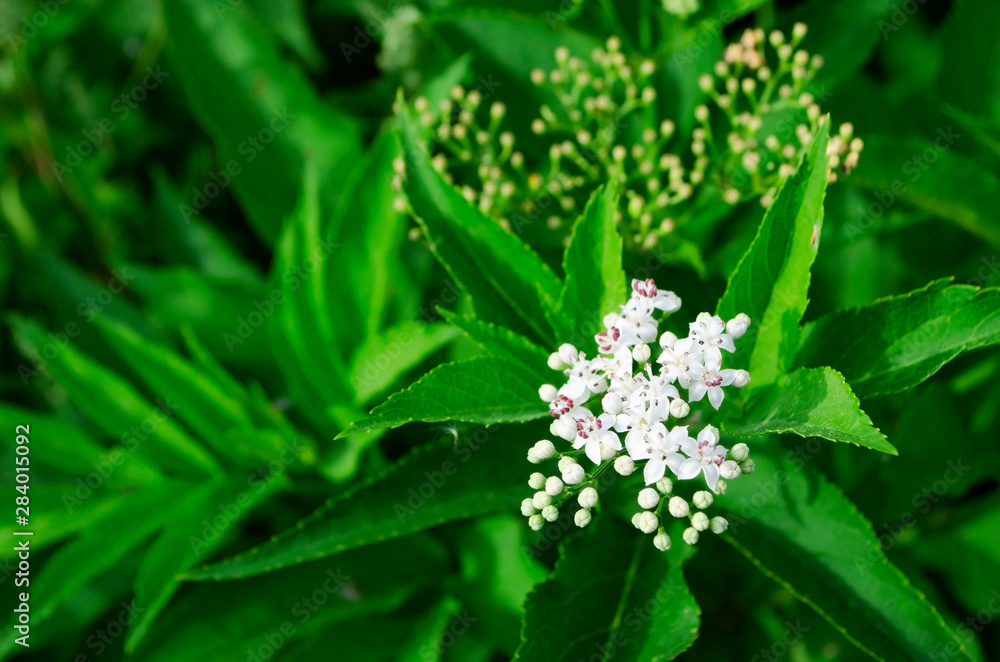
[521,279,755,549]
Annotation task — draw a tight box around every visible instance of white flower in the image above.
[617,308,658,345]
[732,370,751,388]
[638,488,660,509]
[729,443,749,462]
[629,425,692,485]
[689,312,736,353]
[528,473,546,489]
[693,490,714,509]
[575,508,592,527]
[520,498,535,516]
[676,425,728,490]
[529,514,544,530]
[548,393,577,419]
[538,384,558,402]
[545,476,564,496]
[595,325,626,354]
[561,353,608,400]
[668,496,690,518]
[726,313,751,339]
[542,505,559,522]
[720,460,741,479]
[682,527,699,545]
[710,516,729,534]
[688,358,738,409]
[629,278,681,313]
[614,455,635,476]
[691,512,710,531]
[637,511,659,533]
[550,415,577,441]
[562,462,585,485]
[658,338,701,388]
[669,398,690,419]
[532,492,552,509]
[532,439,556,460]
[578,487,599,508]
[653,532,672,551]
[571,409,622,464]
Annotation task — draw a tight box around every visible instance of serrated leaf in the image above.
[182,425,533,581]
[342,357,548,436]
[163,0,361,241]
[8,316,222,478]
[720,445,970,661]
[437,308,550,371]
[515,517,699,662]
[349,320,460,405]
[397,94,563,344]
[558,184,625,345]
[850,135,1000,247]
[716,117,830,385]
[723,366,895,454]
[796,279,1000,398]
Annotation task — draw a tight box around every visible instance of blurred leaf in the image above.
[796,279,1000,398]
[850,135,1000,248]
[397,95,564,345]
[716,117,830,385]
[183,425,533,581]
[515,517,700,662]
[793,0,894,86]
[720,446,971,661]
[164,0,361,241]
[943,104,1000,161]
[343,358,548,435]
[558,183,625,344]
[8,316,223,478]
[724,367,896,454]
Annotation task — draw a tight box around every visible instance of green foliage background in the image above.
[1,0,999,660]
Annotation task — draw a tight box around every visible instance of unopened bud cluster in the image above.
[403,25,860,253]
[520,278,756,548]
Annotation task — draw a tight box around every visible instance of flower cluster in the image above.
[407,24,861,253]
[520,279,756,549]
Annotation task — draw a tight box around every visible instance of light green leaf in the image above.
[716,117,830,385]
[558,184,625,345]
[723,367,896,454]
[342,358,548,436]
[397,93,564,344]
[720,445,971,661]
[796,279,1000,398]
[182,425,533,581]
[850,135,1000,247]
[349,320,460,405]
[515,517,699,662]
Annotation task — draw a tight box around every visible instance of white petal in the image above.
[688,383,707,402]
[584,439,602,465]
[704,464,720,491]
[676,458,702,480]
[644,457,666,485]
[708,386,725,409]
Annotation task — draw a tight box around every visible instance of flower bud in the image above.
[600,443,618,461]
[655,477,673,494]
[542,505,559,522]
[692,491,714,510]
[710,516,729,534]
[669,399,690,419]
[575,508,592,527]
[732,370,751,388]
[528,514,544,530]
[545,476,564,496]
[632,343,651,363]
[578,487,599,509]
[714,479,728,495]
[659,331,678,349]
[527,448,540,464]
[558,343,578,366]
[739,459,756,474]
[638,511,659,534]
[551,418,576,441]
[668,496,690,518]
[529,473,546,489]
[729,443,749,462]
[720,460,741,480]
[691,512,710,531]
[558,456,576,472]
[792,22,808,39]
[614,456,635,476]
[547,352,565,370]
[698,73,713,91]
[520,498,536,517]
[533,439,556,460]
[532,491,552,509]
[638,488,660,509]
[562,463,585,485]
[726,313,751,339]
[701,424,720,444]
[538,384,558,402]
[653,531,672,551]
[682,527,699,545]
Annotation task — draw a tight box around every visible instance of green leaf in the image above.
[716,117,830,385]
[558,184,625,345]
[125,474,286,653]
[396,94,564,344]
[849,135,1000,247]
[182,425,533,581]
[437,308,550,373]
[342,358,548,436]
[349,320,460,405]
[163,0,361,241]
[8,317,223,478]
[796,279,1000,398]
[720,445,971,661]
[723,367,896,454]
[515,517,700,662]
[943,103,1000,160]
